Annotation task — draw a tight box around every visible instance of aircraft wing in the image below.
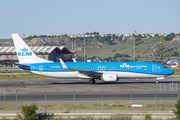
[59,58,102,77]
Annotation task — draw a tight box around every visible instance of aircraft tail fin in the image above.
[175,62,180,66]
[12,34,52,64]
[177,63,180,66]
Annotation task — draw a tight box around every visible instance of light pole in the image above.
[75,39,76,59]
[84,34,86,62]
[72,38,73,51]
[134,39,135,62]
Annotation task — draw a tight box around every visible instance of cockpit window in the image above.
[161,66,167,69]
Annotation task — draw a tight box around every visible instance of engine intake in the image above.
[101,73,119,82]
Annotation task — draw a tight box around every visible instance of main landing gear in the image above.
[156,80,159,84]
[89,78,95,84]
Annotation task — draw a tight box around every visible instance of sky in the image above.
[0,0,180,38]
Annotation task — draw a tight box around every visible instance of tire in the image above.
[89,79,95,84]
[156,80,159,84]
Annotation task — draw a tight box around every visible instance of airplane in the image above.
[170,62,180,67]
[167,61,180,67]
[12,34,174,84]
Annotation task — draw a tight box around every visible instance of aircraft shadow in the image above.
[50,81,179,85]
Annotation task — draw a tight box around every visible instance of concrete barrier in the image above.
[0,112,176,120]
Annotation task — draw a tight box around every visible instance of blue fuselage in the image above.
[18,62,174,79]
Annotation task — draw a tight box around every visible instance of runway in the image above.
[0,76,180,105]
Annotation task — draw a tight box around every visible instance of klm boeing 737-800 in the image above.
[12,34,174,84]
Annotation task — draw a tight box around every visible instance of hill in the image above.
[1,33,180,62]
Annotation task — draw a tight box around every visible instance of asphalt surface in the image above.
[0,76,180,105]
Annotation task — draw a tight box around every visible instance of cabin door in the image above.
[98,66,106,71]
[39,65,43,73]
[152,64,156,73]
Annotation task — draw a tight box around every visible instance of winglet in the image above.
[72,58,77,62]
[59,58,69,70]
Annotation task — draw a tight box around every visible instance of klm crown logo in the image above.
[120,63,129,67]
[18,47,32,56]
[108,76,113,78]
[21,48,28,52]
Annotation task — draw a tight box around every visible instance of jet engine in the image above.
[101,73,119,82]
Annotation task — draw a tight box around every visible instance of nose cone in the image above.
[168,68,174,75]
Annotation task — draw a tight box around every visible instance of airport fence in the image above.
[0,82,180,114]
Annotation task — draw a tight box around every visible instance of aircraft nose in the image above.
[168,69,174,75]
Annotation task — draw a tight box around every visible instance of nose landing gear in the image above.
[156,80,159,84]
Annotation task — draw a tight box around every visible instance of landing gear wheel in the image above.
[89,79,95,84]
[156,80,159,84]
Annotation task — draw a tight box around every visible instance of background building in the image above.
[0,46,75,67]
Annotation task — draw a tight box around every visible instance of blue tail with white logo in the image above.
[12,34,52,64]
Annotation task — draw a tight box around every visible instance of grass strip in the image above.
[0,74,48,80]
[0,102,175,112]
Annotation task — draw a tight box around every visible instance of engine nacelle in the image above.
[101,73,119,82]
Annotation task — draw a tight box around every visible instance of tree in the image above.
[119,35,123,41]
[16,104,38,120]
[164,33,175,41]
[174,52,179,57]
[173,98,180,120]
[86,32,89,35]
[113,53,130,59]
[104,57,112,61]
[33,35,38,38]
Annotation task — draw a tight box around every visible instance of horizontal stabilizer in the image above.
[13,62,30,67]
